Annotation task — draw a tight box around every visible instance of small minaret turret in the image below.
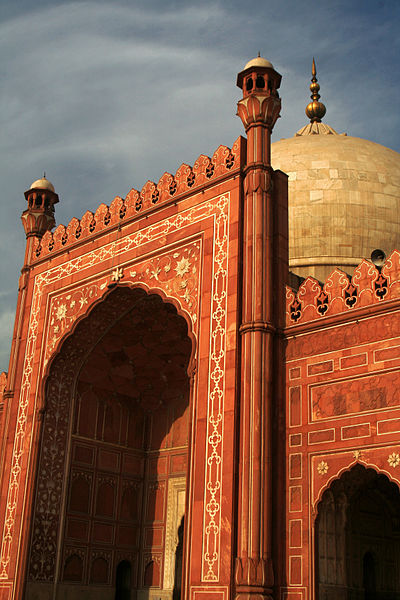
[236,53,281,165]
[235,55,287,600]
[21,175,59,239]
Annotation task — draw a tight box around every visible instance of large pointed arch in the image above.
[26,285,195,597]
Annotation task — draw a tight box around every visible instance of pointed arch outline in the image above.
[312,460,400,600]
[313,458,400,521]
[40,280,198,405]
[40,233,202,388]
[28,283,196,583]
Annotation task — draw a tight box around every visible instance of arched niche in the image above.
[315,463,400,600]
[27,286,195,599]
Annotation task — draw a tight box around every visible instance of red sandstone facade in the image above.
[0,59,399,600]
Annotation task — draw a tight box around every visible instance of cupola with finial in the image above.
[236,52,282,134]
[305,58,326,123]
[21,174,59,238]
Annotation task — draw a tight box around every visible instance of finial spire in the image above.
[305,57,326,123]
[312,56,316,77]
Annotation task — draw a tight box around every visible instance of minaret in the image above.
[21,175,59,240]
[1,175,59,540]
[7,175,59,397]
[236,54,281,165]
[236,56,288,600]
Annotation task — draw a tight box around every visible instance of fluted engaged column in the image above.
[235,56,284,600]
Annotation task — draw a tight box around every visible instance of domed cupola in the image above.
[236,53,282,135]
[21,175,59,239]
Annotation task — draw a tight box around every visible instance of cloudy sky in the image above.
[0,0,399,372]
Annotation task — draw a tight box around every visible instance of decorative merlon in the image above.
[33,138,244,261]
[286,250,400,326]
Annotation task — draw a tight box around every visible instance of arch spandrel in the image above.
[43,240,201,375]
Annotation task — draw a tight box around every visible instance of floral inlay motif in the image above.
[130,244,199,316]
[111,266,124,282]
[175,257,190,277]
[46,285,100,364]
[353,450,362,460]
[45,242,201,367]
[388,452,400,468]
[55,304,67,321]
[317,460,329,475]
[201,195,229,582]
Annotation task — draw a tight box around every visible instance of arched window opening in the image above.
[144,559,160,587]
[115,560,131,600]
[315,465,400,599]
[255,75,265,89]
[90,557,109,584]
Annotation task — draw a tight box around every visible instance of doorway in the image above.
[315,464,400,599]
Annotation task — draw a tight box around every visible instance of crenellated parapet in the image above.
[286,250,400,326]
[33,139,244,261]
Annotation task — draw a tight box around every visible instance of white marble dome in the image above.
[271,128,400,281]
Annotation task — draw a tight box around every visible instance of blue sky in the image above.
[0,0,399,372]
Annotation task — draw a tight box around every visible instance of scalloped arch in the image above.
[313,461,400,518]
[42,282,197,397]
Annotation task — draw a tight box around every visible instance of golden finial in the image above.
[312,57,316,77]
[305,57,326,123]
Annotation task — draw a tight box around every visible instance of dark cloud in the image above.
[0,0,399,371]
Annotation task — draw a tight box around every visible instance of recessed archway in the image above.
[27,286,194,599]
[315,464,400,600]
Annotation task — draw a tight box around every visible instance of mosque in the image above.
[0,55,399,600]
